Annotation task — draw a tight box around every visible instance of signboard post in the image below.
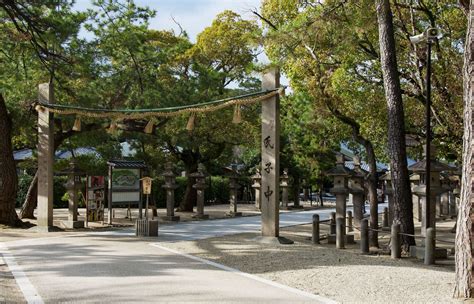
[141,177,153,220]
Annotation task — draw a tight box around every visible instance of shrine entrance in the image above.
[35,68,283,238]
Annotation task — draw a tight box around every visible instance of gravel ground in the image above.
[160,221,460,304]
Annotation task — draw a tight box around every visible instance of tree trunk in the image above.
[19,170,38,219]
[0,94,20,226]
[375,0,415,251]
[365,141,379,248]
[454,1,473,298]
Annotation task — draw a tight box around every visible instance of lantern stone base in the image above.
[192,214,209,220]
[226,211,242,217]
[161,215,180,222]
[252,236,294,245]
[62,220,84,229]
[409,246,448,259]
[327,234,355,244]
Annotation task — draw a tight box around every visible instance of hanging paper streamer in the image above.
[144,119,154,134]
[232,105,242,124]
[72,117,81,131]
[186,113,196,131]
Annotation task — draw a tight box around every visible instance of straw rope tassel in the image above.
[186,113,196,131]
[232,105,242,124]
[107,120,117,134]
[72,116,81,131]
[144,119,154,134]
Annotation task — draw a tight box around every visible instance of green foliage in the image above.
[16,172,33,208]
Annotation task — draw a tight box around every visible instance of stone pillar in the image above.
[162,162,180,221]
[62,161,84,229]
[37,83,54,231]
[227,166,242,217]
[191,165,209,219]
[251,170,262,210]
[260,68,280,237]
[280,169,290,210]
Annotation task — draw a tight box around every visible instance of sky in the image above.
[72,0,287,85]
[73,0,262,42]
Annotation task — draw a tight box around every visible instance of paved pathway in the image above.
[96,203,387,242]
[1,205,387,303]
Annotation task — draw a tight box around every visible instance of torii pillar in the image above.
[260,68,281,238]
[37,83,55,231]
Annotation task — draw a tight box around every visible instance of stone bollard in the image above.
[346,211,353,233]
[312,214,320,244]
[361,219,369,254]
[425,228,435,265]
[382,207,389,228]
[336,217,345,249]
[391,223,401,259]
[330,212,336,235]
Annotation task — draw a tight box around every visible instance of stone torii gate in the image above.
[36,69,285,236]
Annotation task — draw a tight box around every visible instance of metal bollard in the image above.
[361,219,369,254]
[382,207,389,228]
[346,211,353,233]
[330,212,336,235]
[312,214,320,244]
[425,228,435,265]
[336,217,345,249]
[391,223,401,259]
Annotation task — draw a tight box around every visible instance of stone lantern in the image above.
[280,168,290,210]
[450,167,461,219]
[62,160,85,229]
[380,169,394,226]
[251,169,262,210]
[227,165,242,217]
[190,164,209,219]
[327,153,352,220]
[409,146,452,259]
[439,172,454,218]
[349,156,367,230]
[410,173,422,222]
[162,162,180,221]
[327,153,353,245]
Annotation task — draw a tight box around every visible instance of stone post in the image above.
[349,156,366,232]
[37,83,55,231]
[260,67,280,237]
[191,164,209,219]
[251,169,262,210]
[162,162,180,221]
[62,161,84,229]
[227,166,242,217]
[280,168,290,210]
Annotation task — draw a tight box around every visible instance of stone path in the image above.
[96,203,387,242]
